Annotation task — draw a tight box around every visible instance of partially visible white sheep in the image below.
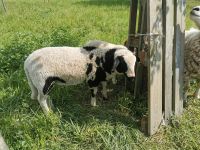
[0,134,9,150]
[190,6,200,29]
[24,47,90,113]
[24,41,136,114]
[184,6,200,99]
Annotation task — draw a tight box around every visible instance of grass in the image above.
[0,0,200,149]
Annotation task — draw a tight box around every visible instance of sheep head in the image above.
[190,6,200,29]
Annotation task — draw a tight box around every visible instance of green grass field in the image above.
[0,0,200,149]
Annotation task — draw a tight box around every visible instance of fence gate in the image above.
[127,0,185,135]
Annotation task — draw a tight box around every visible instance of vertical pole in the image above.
[127,0,139,97]
[127,0,138,48]
[134,0,147,99]
[162,0,174,124]
[172,0,185,115]
[147,0,163,135]
[138,0,147,50]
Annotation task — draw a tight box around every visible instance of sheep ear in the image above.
[112,56,123,71]
[112,56,120,71]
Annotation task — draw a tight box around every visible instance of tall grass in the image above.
[0,0,200,149]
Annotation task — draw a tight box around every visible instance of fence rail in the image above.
[127,0,185,135]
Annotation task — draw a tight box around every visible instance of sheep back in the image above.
[185,28,200,78]
[24,47,89,90]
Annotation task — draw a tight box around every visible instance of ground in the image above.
[0,0,200,149]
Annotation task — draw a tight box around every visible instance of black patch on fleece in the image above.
[136,56,140,62]
[86,63,93,75]
[43,76,65,95]
[95,57,101,66]
[83,46,96,51]
[102,49,116,74]
[116,56,128,73]
[100,57,104,63]
[88,67,106,87]
[89,53,94,60]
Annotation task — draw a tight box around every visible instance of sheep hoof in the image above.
[31,94,37,100]
[44,110,54,116]
[91,103,96,107]
[47,99,55,110]
[195,94,200,99]
[112,79,117,84]
[107,89,113,92]
[103,97,108,101]
[91,98,96,107]
[194,89,200,99]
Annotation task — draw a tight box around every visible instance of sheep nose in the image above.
[127,72,135,78]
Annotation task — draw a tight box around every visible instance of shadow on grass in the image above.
[50,78,147,129]
[0,71,146,133]
[74,0,130,7]
[0,71,149,149]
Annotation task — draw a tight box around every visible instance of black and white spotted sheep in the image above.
[24,40,136,114]
[184,6,200,100]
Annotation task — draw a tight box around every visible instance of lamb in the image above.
[184,6,200,100]
[24,40,136,114]
[83,40,130,84]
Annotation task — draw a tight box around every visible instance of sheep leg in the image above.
[47,97,55,110]
[183,77,190,103]
[112,74,117,84]
[37,93,50,114]
[194,88,200,99]
[194,81,200,99]
[90,87,97,106]
[101,81,108,101]
[25,69,38,100]
[30,85,38,100]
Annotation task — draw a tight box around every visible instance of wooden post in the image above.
[128,0,185,135]
[134,0,147,99]
[172,0,185,115]
[147,0,163,135]
[127,0,138,47]
[162,0,174,124]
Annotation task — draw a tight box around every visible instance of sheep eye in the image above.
[193,7,200,11]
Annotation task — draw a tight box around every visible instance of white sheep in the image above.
[184,6,200,99]
[0,134,9,150]
[24,40,136,114]
[190,6,200,29]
